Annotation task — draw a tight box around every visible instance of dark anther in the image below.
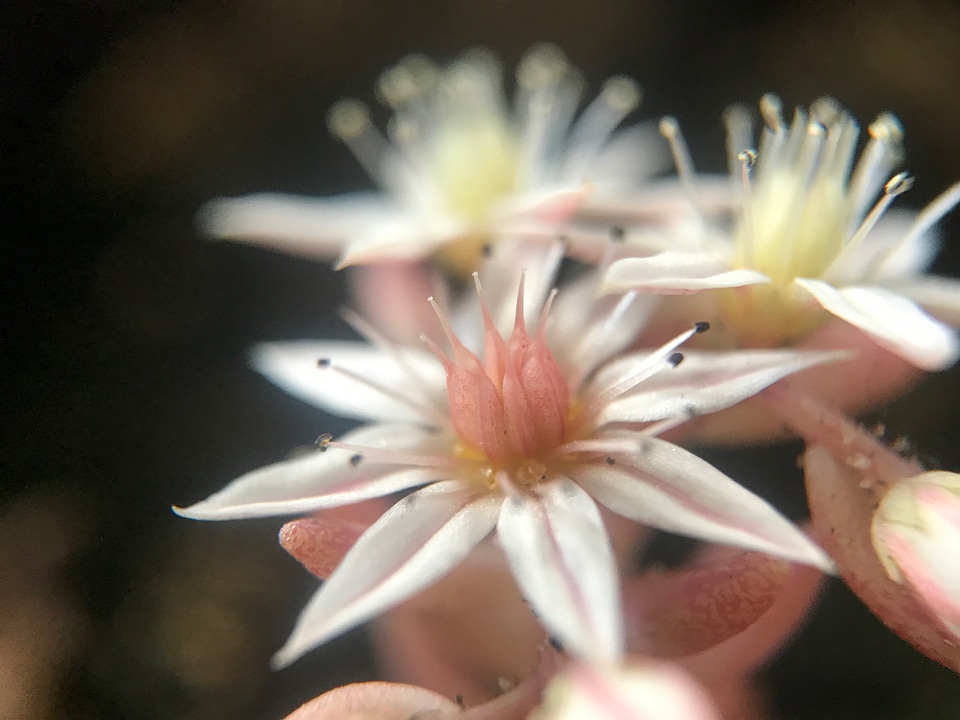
[693,321,710,334]
[610,225,626,242]
[668,351,684,367]
[481,244,493,257]
[605,456,616,465]
[455,695,465,709]
[317,357,332,368]
[349,454,363,467]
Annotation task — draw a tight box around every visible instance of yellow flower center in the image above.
[718,96,905,347]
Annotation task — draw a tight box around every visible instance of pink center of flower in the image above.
[427,274,570,469]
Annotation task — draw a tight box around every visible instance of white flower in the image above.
[601,96,960,370]
[176,267,836,668]
[198,45,668,275]
[871,470,960,640]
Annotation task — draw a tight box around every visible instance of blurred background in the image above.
[5,1,960,718]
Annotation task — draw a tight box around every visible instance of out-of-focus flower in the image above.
[530,661,719,720]
[200,45,669,276]
[871,470,960,641]
[602,96,960,370]
[176,268,835,668]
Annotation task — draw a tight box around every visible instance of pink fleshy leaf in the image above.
[623,551,793,658]
[279,516,369,579]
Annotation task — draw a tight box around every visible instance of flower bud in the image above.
[871,471,960,640]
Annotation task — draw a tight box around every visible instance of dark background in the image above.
[5,1,960,718]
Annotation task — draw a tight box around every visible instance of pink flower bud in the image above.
[871,471,960,641]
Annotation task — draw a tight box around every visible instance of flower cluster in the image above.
[180,46,960,718]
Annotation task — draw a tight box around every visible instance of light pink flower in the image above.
[199,45,669,276]
[177,269,835,668]
[871,471,960,641]
[601,96,960,370]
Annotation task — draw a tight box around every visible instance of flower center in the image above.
[718,96,908,346]
[427,274,570,472]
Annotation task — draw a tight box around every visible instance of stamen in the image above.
[848,112,904,219]
[571,323,703,430]
[516,43,570,90]
[318,358,449,426]
[323,439,461,469]
[737,149,756,267]
[561,76,641,178]
[724,104,753,176]
[659,116,700,206]
[759,94,784,133]
[882,179,960,263]
[376,55,438,108]
[777,120,826,279]
[327,99,387,182]
[858,178,960,281]
[757,94,786,169]
[534,287,559,340]
[824,171,913,280]
[339,307,444,403]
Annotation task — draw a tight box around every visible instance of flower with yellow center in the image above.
[176,267,837,668]
[199,45,666,276]
[601,96,960,370]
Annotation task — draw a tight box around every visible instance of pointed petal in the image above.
[571,438,833,570]
[198,193,393,258]
[794,278,960,370]
[592,349,847,425]
[252,341,446,422]
[497,479,624,662]
[888,274,960,326]
[174,423,450,520]
[336,216,465,267]
[272,482,501,667]
[601,252,770,295]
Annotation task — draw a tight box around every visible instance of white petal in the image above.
[571,438,833,570]
[794,278,960,370]
[497,480,624,662]
[601,252,770,295]
[252,341,446,422]
[336,215,466,267]
[592,349,846,425]
[273,482,501,667]
[887,275,960,326]
[174,423,450,520]
[198,193,394,258]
